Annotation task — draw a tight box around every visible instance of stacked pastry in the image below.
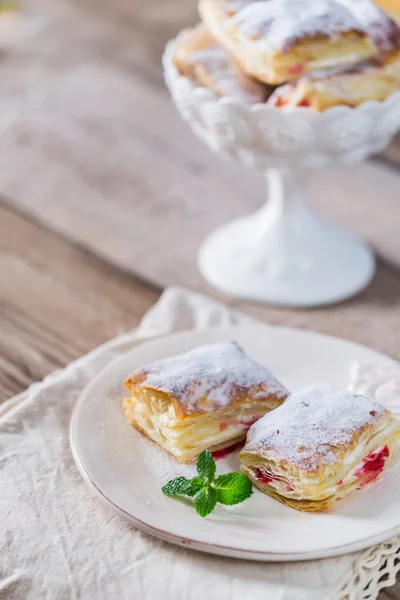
[173,0,400,110]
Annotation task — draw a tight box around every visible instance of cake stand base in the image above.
[198,170,376,308]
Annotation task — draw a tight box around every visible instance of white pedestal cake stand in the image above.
[163,32,400,307]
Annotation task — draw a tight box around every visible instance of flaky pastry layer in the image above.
[173,23,271,104]
[123,341,288,462]
[124,342,288,419]
[199,0,376,84]
[267,60,400,110]
[123,389,283,462]
[383,47,400,80]
[239,383,400,511]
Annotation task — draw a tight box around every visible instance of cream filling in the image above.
[243,420,399,501]
[125,389,276,460]
[253,36,374,81]
[248,444,392,499]
[323,445,387,495]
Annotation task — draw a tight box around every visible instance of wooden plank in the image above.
[0,203,160,401]
[382,137,400,166]
[237,260,400,361]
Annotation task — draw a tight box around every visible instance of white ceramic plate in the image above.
[70,325,400,561]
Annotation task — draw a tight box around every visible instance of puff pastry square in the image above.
[199,0,376,84]
[123,341,288,463]
[267,59,400,110]
[173,23,271,104]
[339,0,400,53]
[383,47,400,80]
[239,383,400,511]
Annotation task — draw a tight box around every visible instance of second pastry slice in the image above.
[199,0,377,84]
[173,24,272,104]
[123,341,288,462]
[267,59,400,110]
[239,383,400,511]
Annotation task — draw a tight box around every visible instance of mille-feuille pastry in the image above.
[339,0,400,83]
[198,0,377,84]
[338,0,400,53]
[173,24,272,104]
[123,341,288,463]
[267,59,400,110]
[382,47,400,80]
[239,383,400,512]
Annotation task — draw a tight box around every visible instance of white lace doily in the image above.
[334,362,400,599]
[333,537,400,599]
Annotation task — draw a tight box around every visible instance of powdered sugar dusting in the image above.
[339,0,400,52]
[136,341,288,413]
[231,0,365,52]
[245,383,387,471]
[222,0,265,16]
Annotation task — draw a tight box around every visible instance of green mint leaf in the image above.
[162,476,204,497]
[193,486,217,517]
[214,472,253,505]
[196,450,216,483]
[184,477,205,497]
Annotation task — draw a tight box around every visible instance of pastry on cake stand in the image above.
[163,32,400,307]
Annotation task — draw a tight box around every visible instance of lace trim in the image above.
[329,537,400,599]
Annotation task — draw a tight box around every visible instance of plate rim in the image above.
[70,324,399,562]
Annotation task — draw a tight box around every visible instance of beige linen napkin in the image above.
[1,286,399,600]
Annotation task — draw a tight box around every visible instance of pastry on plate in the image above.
[267,59,400,109]
[123,341,288,463]
[198,0,377,84]
[239,383,400,511]
[173,24,272,104]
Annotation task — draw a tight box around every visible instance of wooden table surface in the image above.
[1,0,400,597]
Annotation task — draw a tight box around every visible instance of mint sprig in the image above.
[161,450,253,517]
[162,476,204,497]
[193,486,217,517]
[196,448,216,483]
[214,472,253,505]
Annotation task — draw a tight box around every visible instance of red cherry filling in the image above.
[354,445,389,487]
[287,63,304,75]
[255,468,294,490]
[255,468,275,485]
[276,97,310,110]
[212,441,244,460]
[218,417,260,432]
[276,98,289,107]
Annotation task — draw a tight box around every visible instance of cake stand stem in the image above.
[253,169,309,239]
[198,168,376,307]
